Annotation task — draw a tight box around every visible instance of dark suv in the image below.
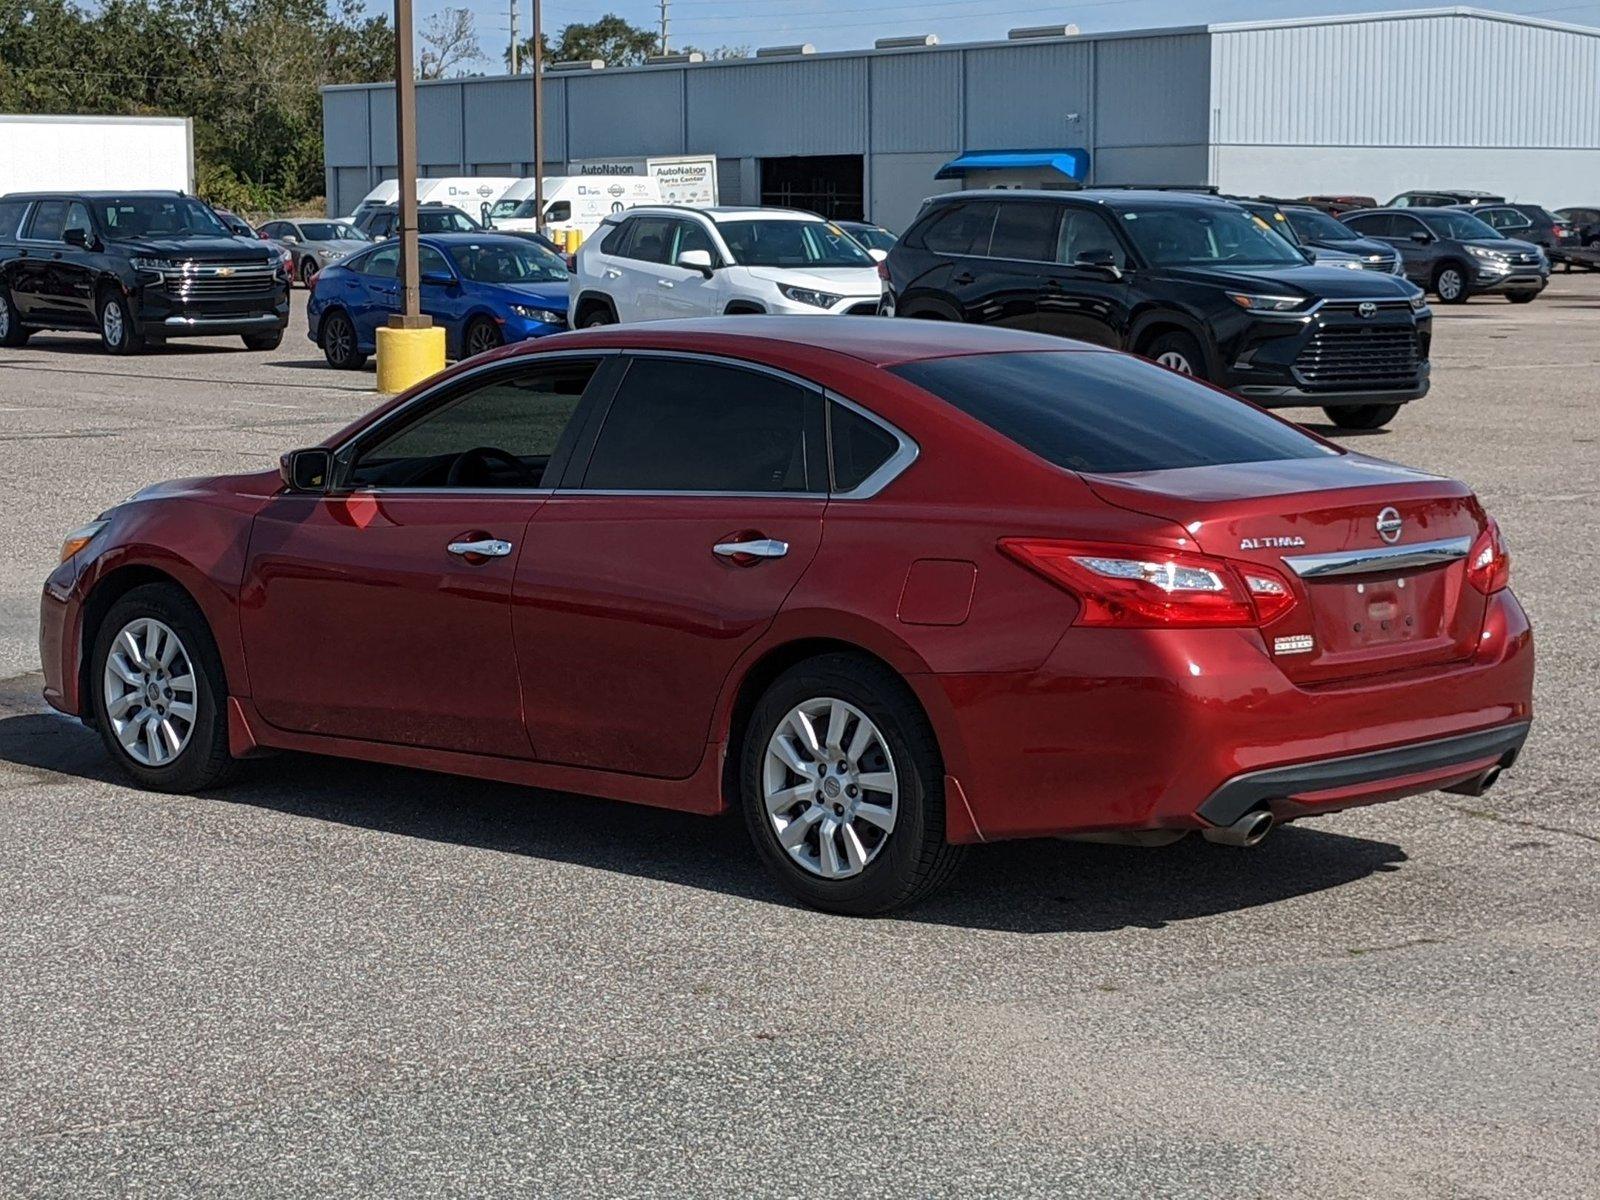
[1453,203,1581,269]
[1341,207,1548,303]
[1388,190,1505,208]
[884,189,1431,430]
[353,202,483,240]
[0,191,289,354]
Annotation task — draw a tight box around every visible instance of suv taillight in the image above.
[876,259,889,283]
[999,539,1296,628]
[1466,518,1511,594]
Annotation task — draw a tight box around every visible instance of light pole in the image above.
[532,0,544,234]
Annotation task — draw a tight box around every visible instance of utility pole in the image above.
[393,0,423,326]
[658,0,669,54]
[532,0,544,231]
[509,0,519,75]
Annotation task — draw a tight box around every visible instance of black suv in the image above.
[884,189,1431,430]
[0,191,289,354]
[1388,189,1505,208]
[1453,203,1581,269]
[1340,207,1548,303]
[353,202,483,240]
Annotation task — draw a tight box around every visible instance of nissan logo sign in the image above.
[1376,506,1403,544]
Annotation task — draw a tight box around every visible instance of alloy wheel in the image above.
[102,301,125,348]
[0,293,10,338]
[467,321,500,355]
[763,697,899,880]
[1156,350,1194,374]
[102,617,198,768]
[325,315,353,364]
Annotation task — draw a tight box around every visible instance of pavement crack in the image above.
[1434,798,1600,847]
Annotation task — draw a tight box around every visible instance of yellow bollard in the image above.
[374,324,447,393]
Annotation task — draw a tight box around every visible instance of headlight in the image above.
[130,257,174,273]
[59,520,108,563]
[1225,291,1308,312]
[1409,293,1429,312]
[1466,245,1506,261]
[779,284,842,309]
[509,304,564,324]
[317,248,344,260]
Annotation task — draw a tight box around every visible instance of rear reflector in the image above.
[999,538,1297,628]
[1466,517,1511,594]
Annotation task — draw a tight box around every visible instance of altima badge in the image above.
[1376,506,1403,544]
[1240,536,1306,550]
[1273,634,1315,656]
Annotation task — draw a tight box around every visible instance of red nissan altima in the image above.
[40,319,1533,914]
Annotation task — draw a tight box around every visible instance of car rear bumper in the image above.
[920,587,1534,843]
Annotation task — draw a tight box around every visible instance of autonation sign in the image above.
[571,155,719,207]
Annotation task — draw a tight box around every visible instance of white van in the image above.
[487,175,662,239]
[347,177,519,222]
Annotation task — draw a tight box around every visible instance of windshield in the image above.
[95,196,229,241]
[418,209,481,233]
[301,221,364,242]
[1285,207,1359,243]
[491,198,537,219]
[718,220,874,268]
[844,224,896,251]
[452,239,569,283]
[1117,205,1305,267]
[1417,211,1502,240]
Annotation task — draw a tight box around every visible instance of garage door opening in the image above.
[759,155,864,221]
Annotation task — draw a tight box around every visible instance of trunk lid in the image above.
[1082,453,1488,685]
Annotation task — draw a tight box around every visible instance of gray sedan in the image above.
[259,219,373,286]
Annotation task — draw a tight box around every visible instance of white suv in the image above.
[570,206,884,326]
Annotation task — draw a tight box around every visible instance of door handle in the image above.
[447,538,514,558]
[603,269,622,279]
[713,537,788,562]
[657,278,675,287]
[951,271,975,284]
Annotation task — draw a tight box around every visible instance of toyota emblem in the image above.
[1376,506,1403,544]
[1358,301,1377,318]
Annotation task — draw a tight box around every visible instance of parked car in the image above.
[1225,197,1367,270]
[837,220,897,255]
[40,318,1534,914]
[209,209,298,282]
[1554,206,1600,269]
[570,206,883,326]
[1451,203,1581,270]
[1278,204,1405,274]
[0,190,289,354]
[1297,194,1377,216]
[352,201,484,240]
[258,218,372,287]
[883,189,1431,430]
[1341,207,1548,303]
[1388,189,1504,208]
[307,231,568,369]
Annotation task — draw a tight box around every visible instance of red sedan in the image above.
[40,319,1533,914]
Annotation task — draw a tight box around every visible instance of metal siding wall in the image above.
[416,83,463,168]
[322,90,371,166]
[964,42,1092,150]
[716,157,742,204]
[567,71,685,158]
[367,88,396,167]
[1211,14,1600,148]
[686,59,867,157]
[870,51,961,153]
[1095,34,1210,148]
[463,78,535,167]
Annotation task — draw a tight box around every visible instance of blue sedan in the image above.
[307,232,569,370]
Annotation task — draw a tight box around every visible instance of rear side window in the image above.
[581,358,823,493]
[1344,213,1396,237]
[891,351,1329,474]
[621,217,675,263]
[830,402,899,492]
[918,202,998,256]
[988,203,1060,262]
[599,219,630,253]
[0,200,28,239]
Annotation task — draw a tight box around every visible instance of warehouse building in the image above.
[321,7,1600,230]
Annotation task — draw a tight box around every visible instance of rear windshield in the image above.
[891,351,1331,474]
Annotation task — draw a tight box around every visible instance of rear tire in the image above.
[89,583,238,793]
[320,309,366,370]
[242,330,283,351]
[0,288,27,346]
[1146,329,1209,380]
[1323,403,1401,430]
[1433,263,1469,304]
[740,654,965,916]
[98,289,146,355]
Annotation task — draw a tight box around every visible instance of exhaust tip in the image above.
[1202,809,1274,847]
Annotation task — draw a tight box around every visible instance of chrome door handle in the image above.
[603,269,622,279]
[657,278,675,287]
[447,538,513,558]
[713,538,788,560]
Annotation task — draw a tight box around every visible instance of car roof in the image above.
[627,206,825,223]
[1,190,188,201]
[928,188,1235,210]
[503,315,1107,368]
[417,231,550,246]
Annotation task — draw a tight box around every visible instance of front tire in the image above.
[740,654,964,915]
[90,583,237,792]
[1146,329,1208,380]
[1433,263,1469,304]
[1323,403,1401,430]
[299,258,318,287]
[319,309,366,370]
[242,330,283,351]
[98,289,146,355]
[0,288,28,346]
[463,316,503,357]
[1506,291,1538,304]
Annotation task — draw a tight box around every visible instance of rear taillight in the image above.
[1466,518,1511,594]
[999,539,1297,629]
[876,259,889,283]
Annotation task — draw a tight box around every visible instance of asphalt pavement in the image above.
[0,280,1596,1197]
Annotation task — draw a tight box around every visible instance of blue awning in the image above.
[934,148,1091,182]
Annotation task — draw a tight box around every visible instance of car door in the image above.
[56,201,99,324]
[612,215,676,321]
[513,354,828,776]
[416,242,469,350]
[348,243,400,345]
[916,200,1000,320]
[963,201,1065,331]
[239,354,610,754]
[1037,205,1134,349]
[1389,213,1441,282]
[14,199,68,321]
[649,218,725,319]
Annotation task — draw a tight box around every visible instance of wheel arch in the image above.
[723,300,767,315]
[895,294,962,321]
[75,563,205,722]
[1129,309,1221,376]
[573,290,618,326]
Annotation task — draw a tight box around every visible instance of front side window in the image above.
[1117,205,1304,267]
[892,351,1328,475]
[417,209,479,233]
[671,219,718,265]
[1416,211,1501,240]
[1343,213,1397,238]
[718,220,873,268]
[349,360,599,488]
[64,202,93,241]
[581,358,822,493]
[417,245,451,278]
[1056,208,1128,268]
[93,196,229,240]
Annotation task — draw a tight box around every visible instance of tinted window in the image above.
[27,199,68,241]
[0,200,28,239]
[545,201,571,222]
[719,220,873,268]
[600,219,630,254]
[1415,210,1501,240]
[988,203,1060,261]
[360,246,399,278]
[671,219,717,264]
[892,351,1328,474]
[622,217,675,263]
[350,360,598,488]
[919,202,998,256]
[417,208,478,233]
[64,202,93,241]
[1285,207,1358,242]
[582,359,820,493]
[1344,213,1396,237]
[453,239,567,283]
[417,245,451,277]
[1117,205,1303,267]
[830,402,899,492]
[1056,208,1127,268]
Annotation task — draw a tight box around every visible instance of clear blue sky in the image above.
[388,0,1600,63]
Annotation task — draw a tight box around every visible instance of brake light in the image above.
[999,539,1297,628]
[876,259,889,283]
[1466,518,1511,594]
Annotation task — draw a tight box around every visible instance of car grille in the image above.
[1506,251,1541,266]
[160,263,279,298]
[845,301,880,316]
[1359,256,1398,272]
[1295,326,1421,389]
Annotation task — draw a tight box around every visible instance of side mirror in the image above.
[63,227,91,249]
[1073,248,1123,278]
[868,247,889,263]
[1410,230,1432,244]
[281,447,333,493]
[280,233,298,244]
[419,270,456,287]
[678,248,715,276]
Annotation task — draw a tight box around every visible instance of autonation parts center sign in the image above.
[571,155,718,207]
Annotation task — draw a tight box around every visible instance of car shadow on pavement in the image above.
[0,709,1407,936]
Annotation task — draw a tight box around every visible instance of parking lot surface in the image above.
[1,282,1597,1197]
